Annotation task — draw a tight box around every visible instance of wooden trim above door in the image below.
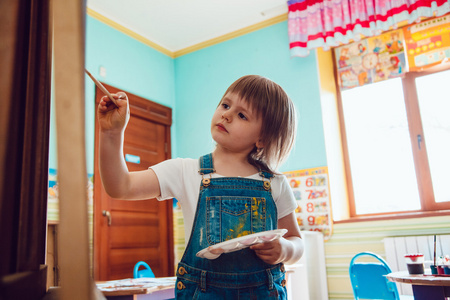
[99,83,172,126]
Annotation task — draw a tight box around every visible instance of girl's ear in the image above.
[256,139,264,149]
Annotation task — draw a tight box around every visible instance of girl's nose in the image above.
[222,111,231,121]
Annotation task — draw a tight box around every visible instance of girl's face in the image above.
[211,92,263,154]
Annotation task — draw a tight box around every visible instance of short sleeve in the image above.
[150,158,198,201]
[274,175,298,219]
[149,158,200,241]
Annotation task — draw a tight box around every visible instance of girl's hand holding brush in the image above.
[98,92,130,133]
[86,68,130,132]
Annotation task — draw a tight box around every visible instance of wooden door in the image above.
[93,83,174,280]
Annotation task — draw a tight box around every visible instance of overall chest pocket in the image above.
[206,196,266,245]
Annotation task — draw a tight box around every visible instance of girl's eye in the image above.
[222,103,229,109]
[238,113,247,120]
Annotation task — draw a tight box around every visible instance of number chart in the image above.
[284,167,333,241]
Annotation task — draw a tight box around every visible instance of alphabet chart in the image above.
[284,167,333,241]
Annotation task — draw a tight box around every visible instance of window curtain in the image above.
[288,0,450,57]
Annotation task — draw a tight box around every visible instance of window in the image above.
[338,63,450,217]
[415,70,450,204]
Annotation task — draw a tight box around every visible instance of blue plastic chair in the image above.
[349,252,400,300]
[133,261,155,278]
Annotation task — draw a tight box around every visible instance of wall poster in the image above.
[334,29,406,90]
[403,15,450,71]
[284,167,333,241]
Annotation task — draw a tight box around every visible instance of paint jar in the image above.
[444,265,450,275]
[437,265,445,275]
[404,253,424,274]
[430,265,438,274]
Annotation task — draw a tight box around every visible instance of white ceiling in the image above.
[86,0,288,52]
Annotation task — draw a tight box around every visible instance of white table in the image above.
[96,277,175,300]
[387,271,450,300]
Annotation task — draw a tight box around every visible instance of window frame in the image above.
[336,60,450,219]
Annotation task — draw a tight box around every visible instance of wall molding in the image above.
[87,8,287,58]
[87,8,173,57]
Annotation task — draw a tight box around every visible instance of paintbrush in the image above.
[434,234,436,266]
[85,69,119,108]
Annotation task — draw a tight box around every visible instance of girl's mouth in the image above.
[217,124,228,132]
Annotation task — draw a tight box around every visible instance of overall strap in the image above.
[198,153,215,175]
[259,170,274,180]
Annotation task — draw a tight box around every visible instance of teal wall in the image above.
[174,21,326,172]
[49,17,176,173]
[49,17,327,175]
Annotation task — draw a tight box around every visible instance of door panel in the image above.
[94,83,173,281]
[124,116,167,169]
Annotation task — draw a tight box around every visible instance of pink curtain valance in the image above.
[288,0,450,57]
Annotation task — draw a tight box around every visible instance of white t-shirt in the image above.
[151,158,298,241]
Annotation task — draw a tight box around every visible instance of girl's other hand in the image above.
[250,238,288,265]
[97,92,129,132]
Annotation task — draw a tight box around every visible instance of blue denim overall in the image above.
[175,154,287,299]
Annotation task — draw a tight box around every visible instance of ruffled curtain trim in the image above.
[288,0,450,57]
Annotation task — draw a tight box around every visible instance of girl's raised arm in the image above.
[98,92,161,200]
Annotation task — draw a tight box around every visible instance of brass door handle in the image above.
[102,210,112,226]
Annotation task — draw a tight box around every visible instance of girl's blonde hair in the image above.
[220,75,297,173]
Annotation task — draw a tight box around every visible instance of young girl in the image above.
[98,75,304,299]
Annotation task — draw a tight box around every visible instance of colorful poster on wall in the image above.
[47,168,94,222]
[48,168,59,222]
[173,198,186,273]
[284,167,332,241]
[403,15,450,71]
[335,29,406,90]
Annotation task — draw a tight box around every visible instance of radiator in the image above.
[383,234,450,295]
